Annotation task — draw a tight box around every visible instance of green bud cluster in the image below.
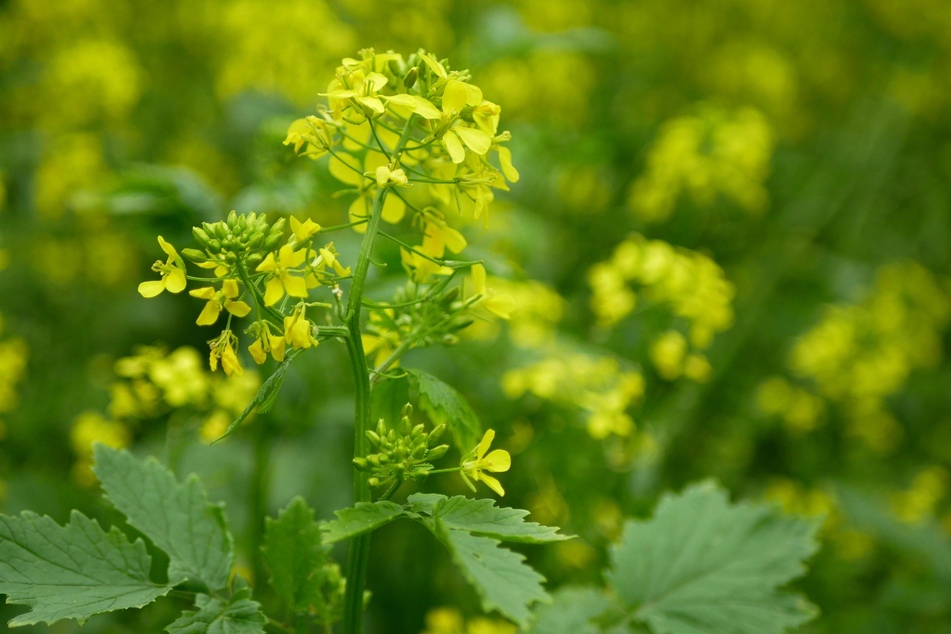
[352,403,449,490]
[184,211,285,269]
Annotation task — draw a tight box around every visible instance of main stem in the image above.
[341,184,389,634]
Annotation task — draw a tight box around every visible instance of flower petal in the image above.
[196,301,221,326]
[138,280,166,298]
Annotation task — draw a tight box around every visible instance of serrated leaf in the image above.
[407,369,481,450]
[92,444,233,592]
[406,492,444,516]
[607,481,820,634]
[0,510,171,627]
[433,495,570,544]
[263,497,330,613]
[165,589,266,634]
[321,501,406,544]
[216,351,299,442]
[529,587,618,634]
[435,527,549,628]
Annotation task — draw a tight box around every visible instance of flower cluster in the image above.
[502,353,644,439]
[0,314,28,435]
[588,233,734,381]
[352,404,449,491]
[769,261,951,452]
[138,212,347,376]
[626,104,775,223]
[70,345,261,484]
[284,48,519,254]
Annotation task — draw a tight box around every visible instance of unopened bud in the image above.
[352,457,369,471]
[429,424,446,445]
[428,444,449,461]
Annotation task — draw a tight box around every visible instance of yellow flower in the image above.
[284,305,318,350]
[461,429,511,496]
[189,279,252,325]
[256,245,309,306]
[138,236,187,297]
[289,215,321,244]
[470,264,515,320]
[248,321,286,364]
[209,330,244,377]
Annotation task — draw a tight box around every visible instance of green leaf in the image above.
[435,527,549,629]
[321,501,406,543]
[92,444,233,592]
[263,497,330,613]
[165,589,267,634]
[407,369,481,450]
[607,481,820,634]
[406,492,444,516]
[0,510,171,627]
[529,587,618,634]
[433,495,571,544]
[216,351,299,442]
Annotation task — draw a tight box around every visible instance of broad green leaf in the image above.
[406,492,444,516]
[321,501,406,543]
[407,369,481,450]
[263,497,330,613]
[165,589,266,634]
[0,510,171,627]
[607,481,820,634]
[216,350,299,442]
[92,444,233,591]
[433,495,570,544]
[435,527,549,629]
[529,587,618,634]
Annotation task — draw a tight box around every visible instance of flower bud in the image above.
[181,248,208,263]
[192,227,213,249]
[367,454,381,467]
[403,66,418,88]
[352,457,369,471]
[429,424,446,445]
[427,444,449,461]
[412,445,428,459]
[399,414,412,436]
[366,430,382,447]
[411,424,425,439]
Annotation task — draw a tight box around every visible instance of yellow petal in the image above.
[419,51,447,78]
[196,301,221,326]
[443,131,465,164]
[157,235,177,258]
[283,275,309,298]
[263,278,284,306]
[165,269,187,293]
[485,295,516,320]
[454,127,491,155]
[256,251,277,273]
[138,280,166,298]
[366,72,388,91]
[497,146,520,183]
[381,194,406,223]
[471,264,487,295]
[225,300,251,317]
[248,339,267,365]
[357,96,385,114]
[189,286,217,300]
[411,96,442,120]
[329,153,363,186]
[221,279,241,298]
[480,473,505,496]
[444,226,467,254]
[477,429,495,459]
[269,335,286,361]
[442,80,468,114]
[483,449,511,473]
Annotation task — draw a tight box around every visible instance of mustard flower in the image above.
[208,330,243,377]
[248,321,286,364]
[460,429,511,496]
[470,264,515,320]
[189,279,252,325]
[138,236,187,297]
[256,244,309,306]
[284,305,318,350]
[289,215,321,245]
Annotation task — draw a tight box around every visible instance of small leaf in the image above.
[433,495,570,544]
[92,444,233,592]
[216,351,299,442]
[529,587,618,634]
[165,589,267,634]
[0,510,171,627]
[607,481,820,634]
[435,527,549,629]
[263,497,330,613]
[321,501,406,544]
[406,492,445,516]
[406,369,481,450]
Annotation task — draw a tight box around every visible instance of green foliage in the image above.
[263,496,330,612]
[0,444,272,631]
[407,369,482,451]
[321,501,407,544]
[217,350,300,442]
[427,495,570,544]
[165,587,266,634]
[0,510,171,627]
[92,443,234,592]
[531,482,819,634]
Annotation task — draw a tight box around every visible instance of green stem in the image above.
[341,115,418,634]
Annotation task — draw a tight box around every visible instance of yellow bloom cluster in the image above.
[0,315,28,432]
[784,261,951,452]
[70,345,262,484]
[502,353,644,439]
[890,466,949,525]
[626,105,774,223]
[285,48,519,262]
[421,606,516,634]
[588,234,734,381]
[756,376,827,434]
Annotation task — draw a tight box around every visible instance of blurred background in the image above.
[1,0,951,632]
